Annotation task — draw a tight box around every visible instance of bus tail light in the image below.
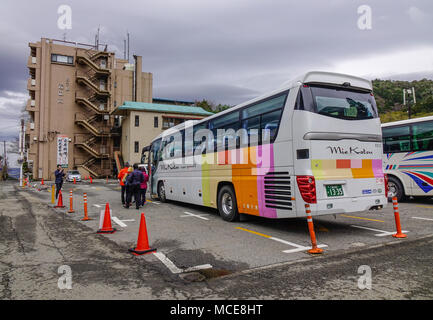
[296,175,317,204]
[384,174,389,197]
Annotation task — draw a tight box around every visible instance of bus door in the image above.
[149,138,162,196]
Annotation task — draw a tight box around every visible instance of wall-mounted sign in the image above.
[57,135,69,168]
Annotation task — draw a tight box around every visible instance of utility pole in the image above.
[2,140,7,181]
[19,119,24,186]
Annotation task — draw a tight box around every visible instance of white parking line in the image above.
[270,237,327,253]
[351,225,409,237]
[180,211,209,220]
[235,227,327,253]
[412,217,433,222]
[152,252,213,274]
[112,217,127,227]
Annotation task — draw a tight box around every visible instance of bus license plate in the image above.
[326,185,344,197]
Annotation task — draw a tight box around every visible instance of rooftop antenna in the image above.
[95,26,100,50]
[127,31,130,63]
[123,39,126,60]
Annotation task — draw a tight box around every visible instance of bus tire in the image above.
[388,176,406,202]
[157,181,167,203]
[217,185,239,222]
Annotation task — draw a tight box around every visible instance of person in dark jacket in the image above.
[124,164,144,209]
[54,165,65,199]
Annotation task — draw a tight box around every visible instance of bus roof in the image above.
[381,115,433,128]
[150,71,373,142]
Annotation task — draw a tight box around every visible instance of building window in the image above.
[162,117,186,129]
[135,115,139,127]
[154,117,158,128]
[51,54,73,65]
[134,141,139,153]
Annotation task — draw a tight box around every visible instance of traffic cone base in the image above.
[392,233,407,238]
[81,217,92,221]
[128,247,156,256]
[308,247,324,254]
[97,228,116,234]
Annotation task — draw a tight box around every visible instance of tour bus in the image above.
[382,115,433,202]
[145,71,388,221]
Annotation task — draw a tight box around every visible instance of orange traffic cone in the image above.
[68,189,75,213]
[90,176,93,184]
[73,177,76,184]
[97,203,116,234]
[392,197,407,238]
[129,213,156,255]
[81,193,92,221]
[54,190,66,208]
[305,204,323,254]
[41,179,44,185]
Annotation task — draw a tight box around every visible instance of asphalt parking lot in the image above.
[22,178,433,279]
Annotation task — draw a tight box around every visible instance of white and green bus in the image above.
[382,115,433,201]
[145,71,388,221]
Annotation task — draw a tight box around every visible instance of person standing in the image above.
[54,165,65,199]
[139,166,149,206]
[117,162,130,205]
[124,164,144,210]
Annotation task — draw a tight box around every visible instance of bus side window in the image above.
[242,115,260,146]
[261,109,283,143]
[382,125,411,153]
[411,121,433,151]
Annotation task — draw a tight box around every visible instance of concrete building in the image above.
[113,101,213,165]
[25,38,152,180]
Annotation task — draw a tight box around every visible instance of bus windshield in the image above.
[298,85,378,121]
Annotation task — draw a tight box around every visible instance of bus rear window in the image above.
[297,85,378,121]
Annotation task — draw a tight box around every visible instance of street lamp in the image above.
[403,87,416,119]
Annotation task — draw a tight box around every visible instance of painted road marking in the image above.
[147,200,161,204]
[236,227,327,253]
[112,217,127,227]
[415,205,433,209]
[180,211,210,221]
[412,217,433,221]
[93,204,102,208]
[341,214,385,223]
[153,252,212,274]
[351,225,409,237]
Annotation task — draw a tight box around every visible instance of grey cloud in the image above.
[0,0,432,140]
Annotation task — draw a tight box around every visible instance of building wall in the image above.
[121,110,207,165]
[25,38,152,180]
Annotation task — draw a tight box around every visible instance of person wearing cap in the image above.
[117,162,130,205]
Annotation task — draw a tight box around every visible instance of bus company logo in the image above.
[326,146,373,155]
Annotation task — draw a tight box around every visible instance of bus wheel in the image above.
[158,181,167,203]
[217,185,239,222]
[388,176,405,202]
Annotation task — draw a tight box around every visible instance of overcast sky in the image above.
[0,0,432,140]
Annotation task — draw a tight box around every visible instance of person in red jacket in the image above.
[139,166,149,206]
[117,162,130,205]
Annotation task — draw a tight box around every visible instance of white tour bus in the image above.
[382,115,433,201]
[146,71,388,221]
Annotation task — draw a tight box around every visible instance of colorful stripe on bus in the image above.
[402,170,433,193]
[311,159,383,180]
